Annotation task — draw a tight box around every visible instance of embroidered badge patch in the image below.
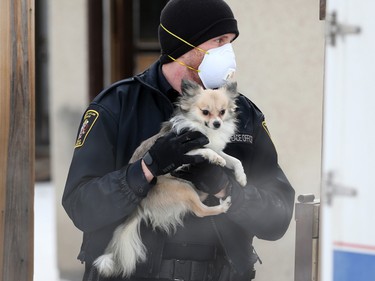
[75,110,99,148]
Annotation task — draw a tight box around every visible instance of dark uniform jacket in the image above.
[62,61,295,280]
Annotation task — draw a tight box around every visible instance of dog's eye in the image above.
[220,110,226,116]
[202,110,209,116]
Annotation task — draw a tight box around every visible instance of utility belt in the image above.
[133,243,256,281]
[84,258,256,281]
[141,259,256,281]
[158,259,215,281]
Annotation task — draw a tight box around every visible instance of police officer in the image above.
[63,0,295,280]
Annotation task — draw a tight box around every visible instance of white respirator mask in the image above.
[198,43,237,89]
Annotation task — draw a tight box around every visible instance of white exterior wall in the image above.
[50,1,325,280]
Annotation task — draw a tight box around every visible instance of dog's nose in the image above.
[213,121,221,129]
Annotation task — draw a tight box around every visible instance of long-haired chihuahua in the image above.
[94,80,246,277]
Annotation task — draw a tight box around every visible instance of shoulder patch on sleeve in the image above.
[75,110,99,148]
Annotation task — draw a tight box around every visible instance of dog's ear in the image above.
[181,79,201,97]
[223,81,239,112]
[178,80,201,112]
[224,81,239,100]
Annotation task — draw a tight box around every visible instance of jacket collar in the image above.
[136,60,179,104]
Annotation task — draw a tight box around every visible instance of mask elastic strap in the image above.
[160,23,209,55]
[167,55,200,72]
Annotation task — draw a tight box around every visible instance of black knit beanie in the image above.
[158,0,239,64]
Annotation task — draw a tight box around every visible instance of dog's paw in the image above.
[209,154,226,166]
[235,171,247,187]
[199,150,226,166]
[190,148,226,166]
[232,164,247,187]
[219,196,232,213]
[202,150,226,166]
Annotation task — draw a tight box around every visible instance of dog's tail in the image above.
[93,210,145,278]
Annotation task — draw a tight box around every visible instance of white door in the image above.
[321,0,375,281]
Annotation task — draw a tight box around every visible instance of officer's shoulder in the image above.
[236,93,264,119]
[92,77,138,104]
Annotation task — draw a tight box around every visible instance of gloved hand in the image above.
[143,130,209,177]
[172,161,231,195]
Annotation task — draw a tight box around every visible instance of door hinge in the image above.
[326,11,361,46]
[323,171,357,206]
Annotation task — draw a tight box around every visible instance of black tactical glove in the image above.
[172,161,231,195]
[143,130,209,177]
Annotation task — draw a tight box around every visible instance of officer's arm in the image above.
[62,105,146,233]
[225,118,295,241]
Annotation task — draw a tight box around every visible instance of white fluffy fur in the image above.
[93,80,246,277]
